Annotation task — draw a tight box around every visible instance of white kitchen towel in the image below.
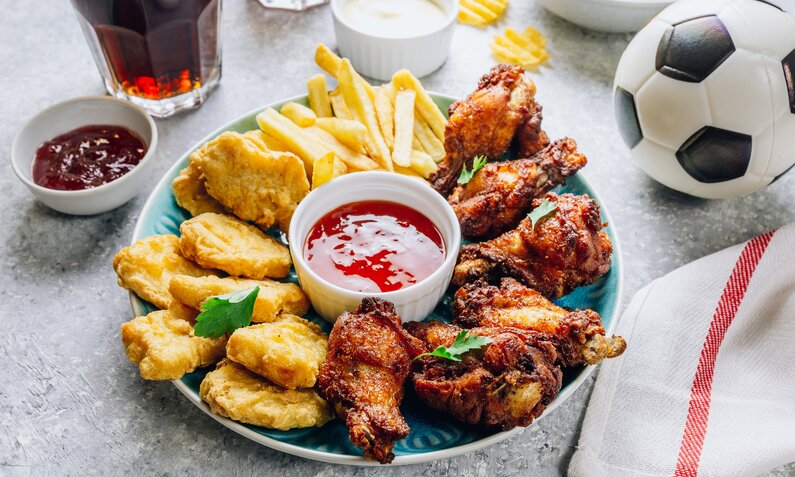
[568,224,795,477]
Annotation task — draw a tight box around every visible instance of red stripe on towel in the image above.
[673,230,776,477]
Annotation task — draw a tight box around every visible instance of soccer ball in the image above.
[614,0,795,199]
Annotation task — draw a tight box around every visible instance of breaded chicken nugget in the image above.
[200,359,333,430]
[179,213,291,279]
[113,234,219,309]
[227,315,328,389]
[121,309,227,380]
[169,275,309,323]
[194,132,309,231]
[172,159,226,217]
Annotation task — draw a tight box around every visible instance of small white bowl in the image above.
[539,0,673,33]
[11,96,158,215]
[331,0,458,81]
[288,171,461,323]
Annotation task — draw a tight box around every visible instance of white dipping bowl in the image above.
[331,0,458,81]
[289,171,461,323]
[539,0,673,33]
[11,96,158,215]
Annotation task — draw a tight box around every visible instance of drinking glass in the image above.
[71,0,223,118]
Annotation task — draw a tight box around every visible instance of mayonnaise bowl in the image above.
[288,171,461,323]
[331,0,458,81]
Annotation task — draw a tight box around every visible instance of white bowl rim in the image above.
[559,0,673,7]
[126,91,625,466]
[330,0,459,41]
[288,170,462,301]
[10,95,158,198]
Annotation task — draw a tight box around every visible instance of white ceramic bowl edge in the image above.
[10,96,158,215]
[288,171,461,323]
[330,0,458,81]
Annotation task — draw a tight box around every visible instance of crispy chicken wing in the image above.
[453,192,612,298]
[430,65,549,196]
[449,138,587,239]
[405,321,562,430]
[316,298,427,464]
[454,278,626,367]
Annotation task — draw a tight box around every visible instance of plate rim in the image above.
[128,92,625,466]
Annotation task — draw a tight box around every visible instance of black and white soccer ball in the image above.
[614,0,795,198]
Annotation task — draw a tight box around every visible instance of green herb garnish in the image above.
[457,155,488,184]
[528,199,557,230]
[415,330,492,362]
[193,286,260,338]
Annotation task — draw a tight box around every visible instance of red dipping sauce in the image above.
[304,201,446,293]
[32,125,147,191]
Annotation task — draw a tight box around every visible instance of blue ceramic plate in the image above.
[130,93,623,466]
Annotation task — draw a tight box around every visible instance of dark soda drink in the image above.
[71,0,222,117]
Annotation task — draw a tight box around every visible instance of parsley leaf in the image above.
[193,286,260,338]
[528,199,557,230]
[415,330,492,362]
[457,155,488,184]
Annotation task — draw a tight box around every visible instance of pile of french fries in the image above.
[490,26,549,68]
[459,0,508,26]
[254,44,447,190]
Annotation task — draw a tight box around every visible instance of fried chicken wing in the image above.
[405,321,562,430]
[194,132,310,232]
[200,359,333,431]
[454,278,626,367]
[113,234,219,310]
[179,213,291,279]
[453,192,613,298]
[430,64,549,196]
[449,138,587,239]
[226,315,328,389]
[316,298,426,464]
[168,275,309,323]
[121,309,227,380]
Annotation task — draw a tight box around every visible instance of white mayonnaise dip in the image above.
[342,0,448,38]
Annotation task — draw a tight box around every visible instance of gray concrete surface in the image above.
[1,0,793,475]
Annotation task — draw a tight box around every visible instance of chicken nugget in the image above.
[227,315,328,389]
[172,158,226,217]
[169,275,309,323]
[194,132,309,231]
[179,213,291,279]
[121,309,227,380]
[113,234,219,309]
[200,359,333,430]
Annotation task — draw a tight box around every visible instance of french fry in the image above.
[392,90,415,167]
[374,87,395,149]
[391,69,447,142]
[315,117,368,152]
[461,0,498,22]
[338,59,393,171]
[280,101,317,127]
[314,44,343,78]
[307,74,333,118]
[493,36,536,65]
[414,117,445,162]
[329,88,353,120]
[256,107,329,174]
[458,5,488,25]
[312,152,347,189]
[409,149,438,178]
[479,0,508,14]
[314,44,375,100]
[524,26,547,47]
[393,164,424,179]
[304,126,380,172]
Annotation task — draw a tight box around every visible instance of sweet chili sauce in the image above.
[303,201,446,293]
[32,125,147,191]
